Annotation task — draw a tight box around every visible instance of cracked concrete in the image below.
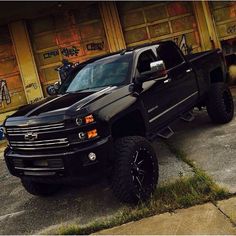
[169,107,236,193]
[154,141,194,185]
[97,199,236,235]
[217,197,236,225]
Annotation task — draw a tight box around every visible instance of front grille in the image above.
[13,159,24,168]
[6,122,69,150]
[9,138,69,150]
[7,123,64,135]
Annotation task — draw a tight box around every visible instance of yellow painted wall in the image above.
[9,21,44,104]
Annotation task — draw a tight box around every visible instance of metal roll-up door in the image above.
[211,1,236,42]
[0,25,27,113]
[28,3,109,95]
[210,2,236,55]
[210,2,236,82]
[117,1,201,55]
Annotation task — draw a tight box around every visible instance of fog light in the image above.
[88,152,96,161]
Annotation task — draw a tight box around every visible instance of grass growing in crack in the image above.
[155,170,229,208]
[58,171,229,235]
[165,142,196,170]
[57,142,230,235]
[164,141,230,204]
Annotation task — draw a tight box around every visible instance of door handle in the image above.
[164,78,172,83]
[186,68,193,73]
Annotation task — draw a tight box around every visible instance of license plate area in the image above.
[13,158,64,169]
[33,160,48,167]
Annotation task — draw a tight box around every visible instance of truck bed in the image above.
[186,50,217,62]
[186,49,225,99]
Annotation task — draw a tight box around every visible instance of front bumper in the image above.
[4,136,112,184]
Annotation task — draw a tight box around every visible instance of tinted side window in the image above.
[137,50,156,74]
[156,43,184,69]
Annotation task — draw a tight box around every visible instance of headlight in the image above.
[76,115,98,142]
[76,114,95,126]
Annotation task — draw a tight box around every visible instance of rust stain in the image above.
[167,2,189,17]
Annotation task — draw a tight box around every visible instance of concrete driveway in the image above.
[169,103,236,193]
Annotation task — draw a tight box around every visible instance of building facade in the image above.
[0,1,236,115]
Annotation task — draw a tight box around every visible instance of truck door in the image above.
[136,48,177,130]
[136,43,199,131]
[156,42,199,116]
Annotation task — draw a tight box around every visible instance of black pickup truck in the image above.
[3,41,234,203]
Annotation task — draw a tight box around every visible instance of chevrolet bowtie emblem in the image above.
[24,132,38,141]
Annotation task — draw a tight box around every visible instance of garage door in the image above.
[0,25,27,113]
[210,2,236,56]
[28,3,109,94]
[117,1,201,55]
[211,1,236,41]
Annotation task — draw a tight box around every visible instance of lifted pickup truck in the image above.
[3,41,234,203]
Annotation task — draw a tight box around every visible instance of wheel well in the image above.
[210,67,224,83]
[111,111,146,138]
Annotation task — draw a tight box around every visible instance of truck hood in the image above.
[9,86,121,118]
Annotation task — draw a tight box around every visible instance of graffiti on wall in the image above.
[43,42,105,60]
[43,46,80,59]
[174,34,192,55]
[0,80,11,105]
[61,46,79,57]
[86,42,104,51]
[227,24,236,35]
[43,50,59,59]
[25,83,38,89]
[29,97,43,104]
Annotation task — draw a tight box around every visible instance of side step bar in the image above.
[180,111,195,122]
[149,111,195,141]
[157,126,174,139]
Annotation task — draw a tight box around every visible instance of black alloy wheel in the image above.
[112,136,158,204]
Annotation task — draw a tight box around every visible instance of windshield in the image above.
[60,53,132,93]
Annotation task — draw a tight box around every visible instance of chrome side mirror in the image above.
[150,60,166,76]
[137,60,167,83]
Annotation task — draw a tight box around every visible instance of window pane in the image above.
[137,50,156,73]
[156,43,183,69]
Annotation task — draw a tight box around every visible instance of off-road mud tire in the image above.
[112,136,158,204]
[206,82,234,124]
